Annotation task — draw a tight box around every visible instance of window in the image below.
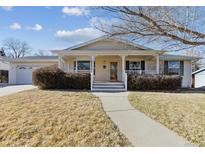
[129,61,141,70]
[77,61,90,71]
[0,70,8,83]
[168,61,180,75]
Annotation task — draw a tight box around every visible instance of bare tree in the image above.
[0,47,6,57]
[2,38,31,58]
[95,7,205,51]
[185,49,205,71]
[34,49,52,56]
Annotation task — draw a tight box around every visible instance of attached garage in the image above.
[8,56,58,85]
[16,66,33,84]
[192,68,205,88]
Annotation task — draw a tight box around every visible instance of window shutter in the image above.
[141,61,145,70]
[164,61,168,74]
[126,61,129,70]
[74,61,76,71]
[180,61,184,76]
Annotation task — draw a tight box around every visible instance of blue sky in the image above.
[1,6,203,57]
[0,6,106,55]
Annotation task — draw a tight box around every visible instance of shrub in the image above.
[33,65,90,90]
[64,73,90,89]
[33,65,65,89]
[0,70,8,83]
[128,74,182,90]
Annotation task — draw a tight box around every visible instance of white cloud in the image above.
[90,17,121,27]
[29,24,43,31]
[62,7,89,16]
[1,6,13,11]
[55,27,103,43]
[9,23,21,30]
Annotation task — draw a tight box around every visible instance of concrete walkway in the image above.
[0,85,36,97]
[93,92,194,147]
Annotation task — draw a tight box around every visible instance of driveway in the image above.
[0,85,36,97]
[93,92,194,147]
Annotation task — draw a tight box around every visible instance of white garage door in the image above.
[195,73,205,88]
[16,66,33,84]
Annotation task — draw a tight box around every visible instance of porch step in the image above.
[93,82,124,85]
[92,88,126,92]
[92,82,126,92]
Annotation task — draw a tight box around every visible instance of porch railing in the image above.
[123,71,127,91]
[126,70,157,75]
[90,72,93,91]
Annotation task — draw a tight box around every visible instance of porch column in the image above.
[58,56,61,69]
[121,55,127,91]
[58,56,63,70]
[91,56,95,73]
[156,54,160,74]
[121,55,125,75]
[90,56,95,91]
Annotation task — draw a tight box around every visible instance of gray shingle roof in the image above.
[9,56,58,62]
[16,56,58,60]
[160,54,198,60]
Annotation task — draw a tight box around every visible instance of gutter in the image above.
[8,59,58,63]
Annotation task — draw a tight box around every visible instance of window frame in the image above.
[77,60,91,71]
[128,61,141,70]
[167,61,180,75]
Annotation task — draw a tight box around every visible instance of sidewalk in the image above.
[0,85,36,97]
[93,92,194,147]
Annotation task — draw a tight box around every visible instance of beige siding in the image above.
[63,56,192,87]
[64,55,162,81]
[64,56,91,73]
[64,56,123,81]
[126,56,164,74]
[145,60,164,74]
[95,56,122,81]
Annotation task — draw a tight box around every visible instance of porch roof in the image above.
[160,54,200,61]
[53,49,165,56]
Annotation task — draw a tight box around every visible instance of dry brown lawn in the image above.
[129,92,205,146]
[0,89,130,147]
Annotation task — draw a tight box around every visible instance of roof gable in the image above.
[66,36,151,51]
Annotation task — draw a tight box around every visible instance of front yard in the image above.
[129,92,205,146]
[0,89,130,147]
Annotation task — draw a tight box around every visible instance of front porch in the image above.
[58,54,161,91]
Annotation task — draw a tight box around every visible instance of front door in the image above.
[110,62,118,81]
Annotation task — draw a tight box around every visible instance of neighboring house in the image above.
[8,36,197,91]
[8,56,58,84]
[0,56,9,84]
[192,68,205,88]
